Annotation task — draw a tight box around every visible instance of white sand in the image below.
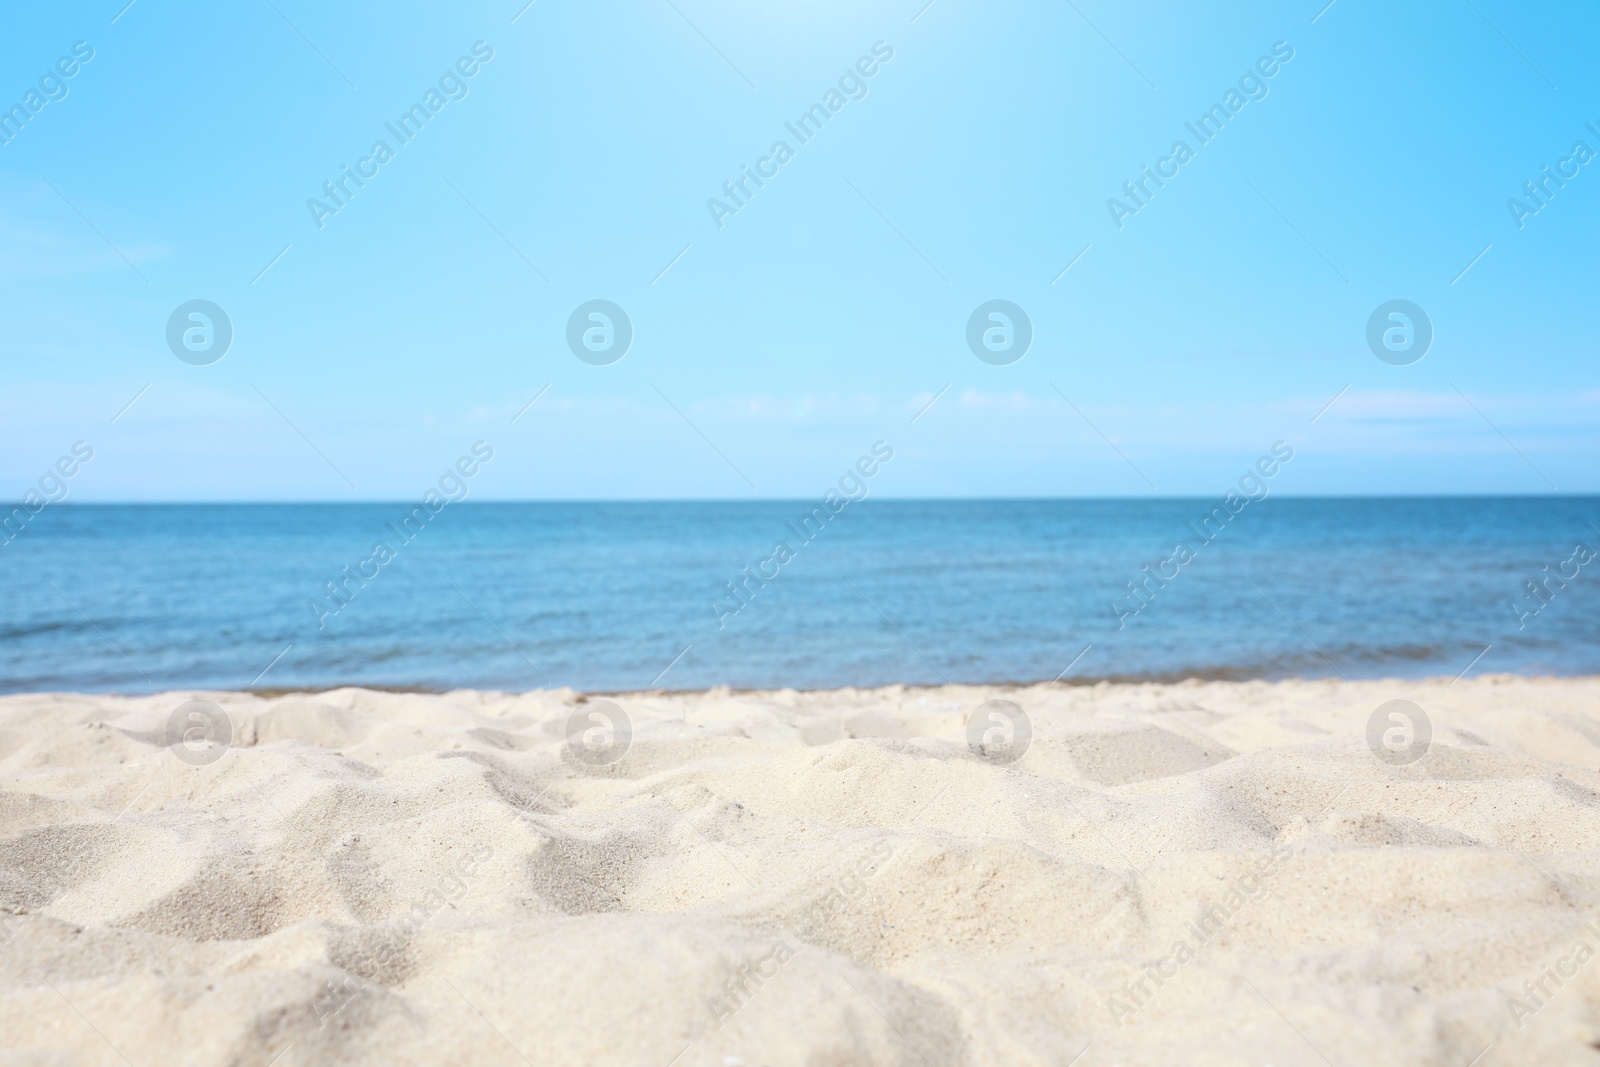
[3,676,1600,1066]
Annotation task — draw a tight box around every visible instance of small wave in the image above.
[0,621,70,641]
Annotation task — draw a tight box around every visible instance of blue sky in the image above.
[1,0,1595,501]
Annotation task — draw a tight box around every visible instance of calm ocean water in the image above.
[2,498,1596,694]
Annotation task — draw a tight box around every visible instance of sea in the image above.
[2,497,1596,694]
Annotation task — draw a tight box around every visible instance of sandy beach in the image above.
[3,676,1600,1066]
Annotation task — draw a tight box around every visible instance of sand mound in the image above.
[3,677,1600,1065]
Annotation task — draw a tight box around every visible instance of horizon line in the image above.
[15,492,1600,506]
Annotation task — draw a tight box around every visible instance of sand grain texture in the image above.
[3,677,1600,1065]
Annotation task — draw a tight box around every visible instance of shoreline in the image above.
[4,666,1580,701]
